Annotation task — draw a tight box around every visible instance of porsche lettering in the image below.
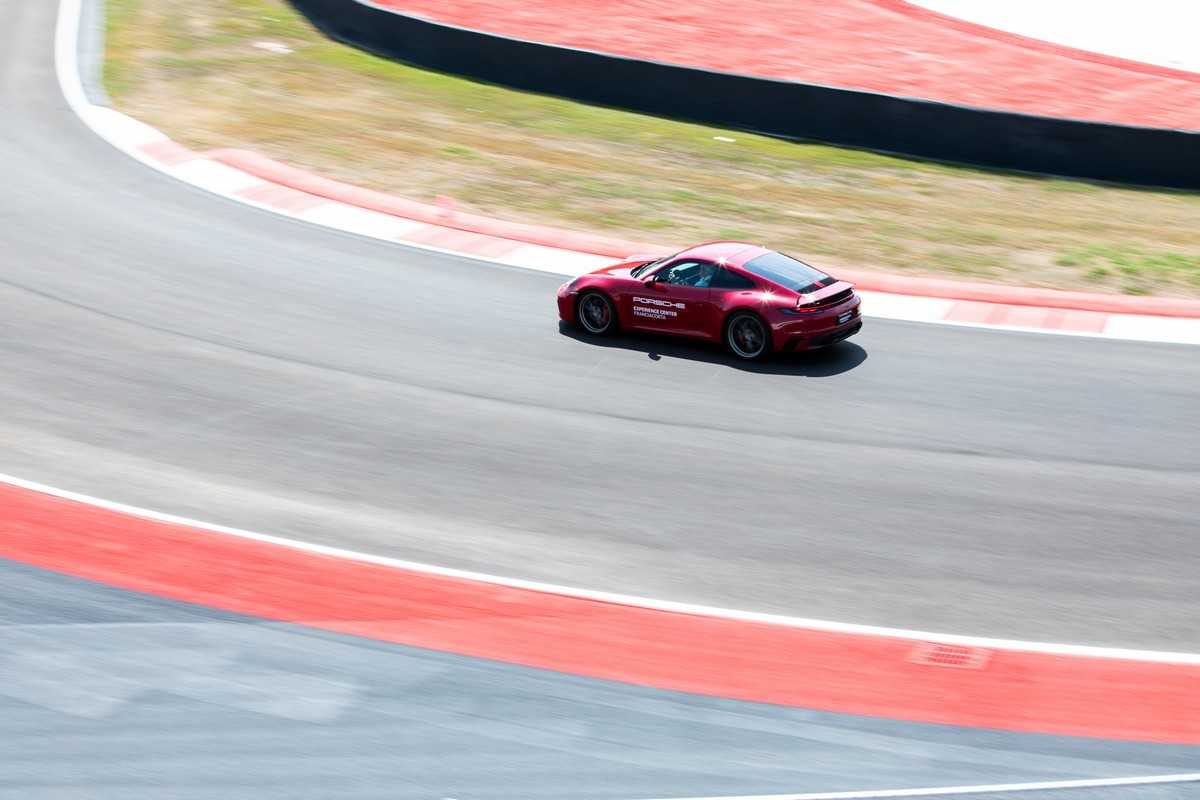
[634,296,685,309]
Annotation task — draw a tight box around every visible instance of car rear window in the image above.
[742,252,835,292]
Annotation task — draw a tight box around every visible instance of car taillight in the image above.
[780,297,821,314]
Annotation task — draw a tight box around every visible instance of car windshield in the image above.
[742,252,834,292]
[630,253,677,278]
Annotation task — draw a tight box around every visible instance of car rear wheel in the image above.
[577,291,617,336]
[724,311,771,361]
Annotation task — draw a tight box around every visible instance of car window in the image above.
[709,267,756,289]
[741,251,835,292]
[657,260,717,287]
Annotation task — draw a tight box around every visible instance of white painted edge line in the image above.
[1104,313,1200,345]
[632,771,1200,800]
[167,159,268,195]
[54,0,1200,345]
[854,292,955,322]
[295,203,427,238]
[6,471,1200,664]
[494,243,616,273]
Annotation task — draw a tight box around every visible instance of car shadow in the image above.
[558,323,867,376]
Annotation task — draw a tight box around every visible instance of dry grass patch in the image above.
[106,0,1200,295]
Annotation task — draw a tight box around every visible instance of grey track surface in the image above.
[3,559,1198,800]
[4,3,1200,797]
[2,0,1200,655]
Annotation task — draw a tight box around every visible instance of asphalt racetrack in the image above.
[2,0,1199,651]
[4,0,1200,796]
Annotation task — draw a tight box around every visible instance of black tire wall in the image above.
[287,0,1200,190]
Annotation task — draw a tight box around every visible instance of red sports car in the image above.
[557,241,862,360]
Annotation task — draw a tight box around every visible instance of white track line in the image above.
[632,771,1200,800]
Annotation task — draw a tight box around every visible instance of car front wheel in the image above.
[724,311,771,360]
[577,291,617,336]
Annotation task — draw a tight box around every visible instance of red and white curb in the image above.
[57,0,1200,346]
[860,291,1200,343]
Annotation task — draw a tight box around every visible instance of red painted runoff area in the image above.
[3,481,1198,744]
[372,0,1200,130]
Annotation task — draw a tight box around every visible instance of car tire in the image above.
[724,311,771,361]
[577,291,618,336]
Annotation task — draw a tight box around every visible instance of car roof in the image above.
[677,241,770,265]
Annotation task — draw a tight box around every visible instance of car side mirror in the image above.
[643,274,658,286]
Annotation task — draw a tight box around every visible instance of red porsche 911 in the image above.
[557,241,862,360]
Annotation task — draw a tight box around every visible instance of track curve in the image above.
[1,0,1199,654]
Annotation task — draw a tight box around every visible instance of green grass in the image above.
[1057,245,1200,287]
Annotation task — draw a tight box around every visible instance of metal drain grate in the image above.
[909,641,992,669]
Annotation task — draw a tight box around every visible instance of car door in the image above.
[625,259,716,336]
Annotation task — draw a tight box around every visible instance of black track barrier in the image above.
[287,0,1200,190]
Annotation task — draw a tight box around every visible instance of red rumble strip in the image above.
[2,480,1197,743]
